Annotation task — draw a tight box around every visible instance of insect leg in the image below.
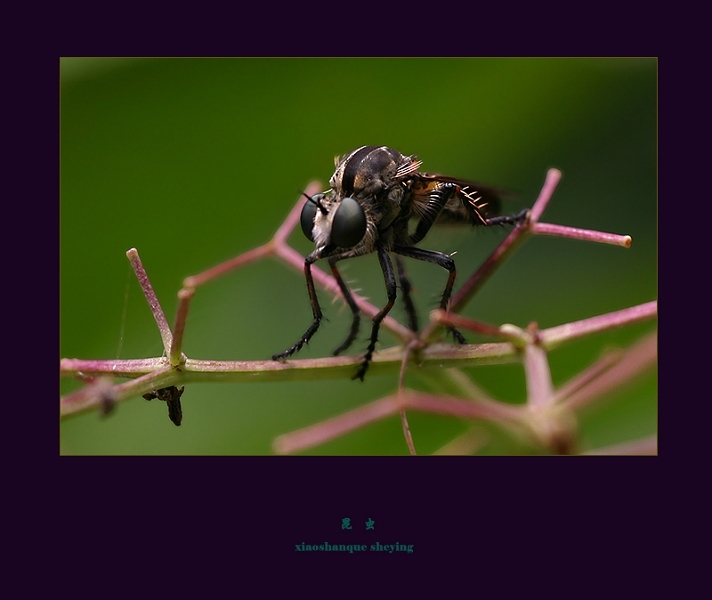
[483,208,530,227]
[395,255,419,332]
[354,244,397,381]
[408,182,458,245]
[392,245,466,344]
[272,252,324,360]
[329,257,361,356]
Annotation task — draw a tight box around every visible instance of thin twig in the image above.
[402,390,523,421]
[442,169,562,316]
[560,331,657,412]
[529,168,562,222]
[532,223,632,248]
[399,404,417,456]
[126,248,173,354]
[60,297,653,421]
[540,301,657,350]
[550,349,624,405]
[60,340,523,417]
[430,309,526,345]
[523,326,555,408]
[170,287,194,367]
[183,244,273,289]
[447,216,531,315]
[396,344,419,455]
[61,365,175,417]
[273,395,399,454]
[273,389,524,454]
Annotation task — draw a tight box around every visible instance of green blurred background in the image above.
[60,58,657,455]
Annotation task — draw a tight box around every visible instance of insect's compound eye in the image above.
[300,194,323,242]
[331,197,367,248]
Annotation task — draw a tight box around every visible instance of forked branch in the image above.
[60,169,656,454]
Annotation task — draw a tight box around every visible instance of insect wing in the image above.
[412,173,507,226]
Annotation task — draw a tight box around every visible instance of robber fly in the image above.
[272,145,529,381]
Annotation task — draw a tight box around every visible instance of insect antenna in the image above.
[301,190,328,215]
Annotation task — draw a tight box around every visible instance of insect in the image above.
[272,145,529,381]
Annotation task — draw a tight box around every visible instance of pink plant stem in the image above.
[402,391,523,421]
[449,169,562,314]
[126,248,173,354]
[183,244,273,289]
[449,220,529,315]
[560,331,657,412]
[540,301,657,349]
[529,168,562,222]
[524,340,555,408]
[61,357,166,377]
[273,391,522,454]
[182,182,323,289]
[399,405,417,456]
[532,223,632,248]
[273,396,399,454]
[430,309,524,343]
[170,288,194,366]
[61,365,175,416]
[396,349,418,455]
[551,349,623,404]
